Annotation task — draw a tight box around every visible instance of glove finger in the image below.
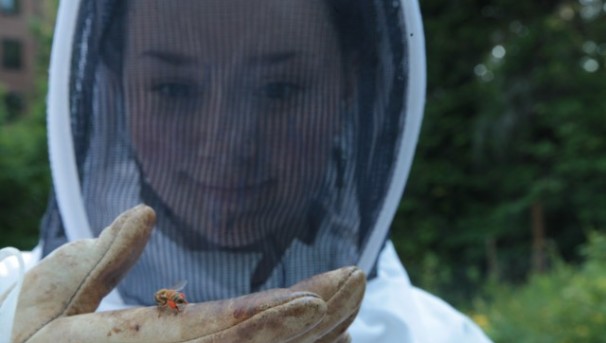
[314,312,357,343]
[288,266,365,343]
[334,332,352,343]
[28,290,326,343]
[13,205,155,343]
[314,332,352,343]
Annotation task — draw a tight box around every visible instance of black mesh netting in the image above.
[42,0,409,305]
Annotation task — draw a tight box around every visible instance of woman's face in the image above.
[124,0,348,247]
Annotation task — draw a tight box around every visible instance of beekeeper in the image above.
[0,0,492,342]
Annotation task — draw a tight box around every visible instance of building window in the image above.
[2,91,24,121]
[0,0,20,15]
[2,39,23,70]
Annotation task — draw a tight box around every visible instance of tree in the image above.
[391,0,606,305]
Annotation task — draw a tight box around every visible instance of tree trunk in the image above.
[531,201,546,273]
[485,236,500,280]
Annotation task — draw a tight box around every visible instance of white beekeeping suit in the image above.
[1,0,492,342]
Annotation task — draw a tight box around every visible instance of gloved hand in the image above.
[5,205,365,342]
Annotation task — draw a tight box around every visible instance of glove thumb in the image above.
[12,205,155,343]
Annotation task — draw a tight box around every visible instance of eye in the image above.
[151,82,198,98]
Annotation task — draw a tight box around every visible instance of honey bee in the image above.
[154,280,188,313]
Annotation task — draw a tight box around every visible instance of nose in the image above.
[196,86,258,167]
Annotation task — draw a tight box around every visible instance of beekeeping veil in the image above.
[41,0,425,306]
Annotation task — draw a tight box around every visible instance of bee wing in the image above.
[169,280,188,292]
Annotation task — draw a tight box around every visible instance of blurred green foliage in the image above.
[0,100,48,249]
[392,0,606,307]
[0,2,56,250]
[471,232,606,342]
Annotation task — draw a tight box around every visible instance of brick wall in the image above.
[0,0,41,96]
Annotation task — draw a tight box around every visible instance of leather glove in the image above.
[6,205,366,342]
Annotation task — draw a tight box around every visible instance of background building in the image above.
[0,0,42,115]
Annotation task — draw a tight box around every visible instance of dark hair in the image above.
[99,0,127,72]
[324,0,377,66]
